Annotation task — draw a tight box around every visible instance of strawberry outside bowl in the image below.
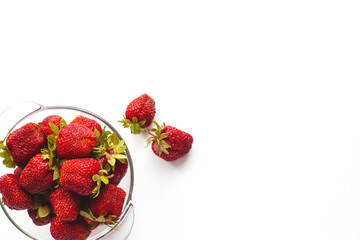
[0,102,135,240]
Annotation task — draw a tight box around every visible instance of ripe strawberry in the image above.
[71,115,102,134]
[50,188,80,221]
[59,158,101,196]
[0,173,33,210]
[19,153,55,194]
[13,167,23,177]
[41,115,64,137]
[50,216,91,240]
[90,184,126,219]
[147,121,193,161]
[81,184,126,225]
[56,124,97,159]
[5,122,45,167]
[120,93,156,134]
[98,156,128,186]
[28,208,53,226]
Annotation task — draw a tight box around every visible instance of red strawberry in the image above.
[120,93,156,134]
[56,124,97,159]
[0,173,33,210]
[41,115,64,137]
[59,158,101,196]
[98,156,128,186]
[71,115,102,134]
[13,167,23,177]
[50,188,80,221]
[19,153,55,194]
[28,208,53,226]
[81,184,126,225]
[50,216,91,240]
[90,184,126,219]
[5,122,45,167]
[147,121,193,161]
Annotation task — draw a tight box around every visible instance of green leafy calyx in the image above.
[0,140,15,168]
[146,121,171,156]
[119,115,146,134]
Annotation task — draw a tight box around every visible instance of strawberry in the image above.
[120,93,156,134]
[0,173,33,210]
[81,184,126,225]
[71,115,102,134]
[2,122,45,167]
[41,115,65,138]
[147,121,193,161]
[28,208,53,226]
[50,216,91,240]
[19,153,55,194]
[50,188,80,221]
[56,124,97,159]
[28,194,53,226]
[13,167,23,177]
[59,158,101,196]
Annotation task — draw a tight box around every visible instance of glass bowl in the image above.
[0,102,135,240]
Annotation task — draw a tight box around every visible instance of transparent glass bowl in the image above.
[0,102,135,240]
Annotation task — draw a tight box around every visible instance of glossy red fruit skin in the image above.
[56,124,97,159]
[41,115,63,137]
[125,93,155,128]
[71,115,102,134]
[13,167,23,177]
[60,158,101,196]
[6,122,45,166]
[19,154,55,194]
[50,188,80,222]
[0,173,33,210]
[152,126,193,161]
[98,157,128,186]
[28,209,53,226]
[89,184,126,220]
[50,216,91,240]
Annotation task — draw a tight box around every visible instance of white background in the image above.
[1,0,360,239]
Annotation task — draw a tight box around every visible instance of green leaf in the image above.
[52,166,60,180]
[80,210,94,220]
[2,157,15,168]
[161,140,171,149]
[132,117,138,123]
[108,157,116,167]
[59,118,67,129]
[100,176,109,184]
[49,123,59,136]
[42,153,50,160]
[109,133,119,146]
[112,153,127,160]
[92,175,100,182]
[47,135,57,144]
[104,163,111,172]
[97,214,106,223]
[98,169,108,175]
[130,123,140,134]
[38,205,51,218]
[138,119,146,127]
[0,141,6,150]
[94,127,101,139]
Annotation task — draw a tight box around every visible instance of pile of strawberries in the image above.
[0,115,128,240]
